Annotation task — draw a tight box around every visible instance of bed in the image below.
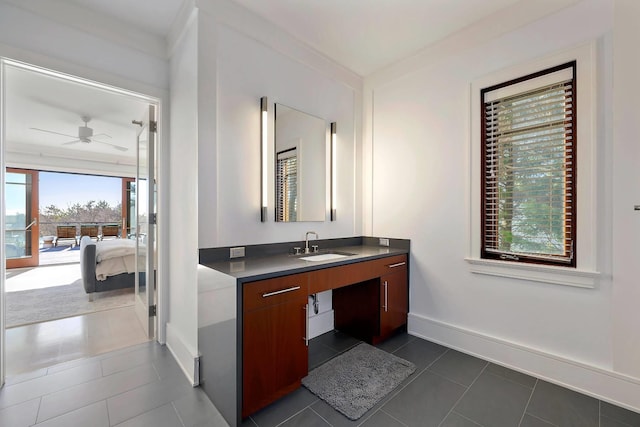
[80,235,140,296]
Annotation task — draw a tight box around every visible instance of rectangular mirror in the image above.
[274,103,326,222]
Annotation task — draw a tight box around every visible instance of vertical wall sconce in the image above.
[330,122,337,221]
[261,97,268,222]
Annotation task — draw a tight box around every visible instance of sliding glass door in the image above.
[5,169,39,269]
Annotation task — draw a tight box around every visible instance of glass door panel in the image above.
[5,169,39,269]
[122,178,136,239]
[133,105,156,339]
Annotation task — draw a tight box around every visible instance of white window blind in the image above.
[276,148,298,222]
[481,62,576,267]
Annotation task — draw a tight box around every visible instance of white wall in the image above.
[167,11,200,384]
[195,0,361,249]
[0,2,168,92]
[366,0,640,411]
[611,0,640,379]
[188,0,362,343]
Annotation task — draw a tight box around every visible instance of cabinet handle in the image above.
[303,304,309,346]
[262,286,301,298]
[387,262,406,268]
[383,281,388,312]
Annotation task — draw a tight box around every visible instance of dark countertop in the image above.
[200,244,408,283]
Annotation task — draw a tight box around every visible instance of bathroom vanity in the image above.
[198,237,409,426]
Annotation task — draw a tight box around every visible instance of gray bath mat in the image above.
[302,342,416,420]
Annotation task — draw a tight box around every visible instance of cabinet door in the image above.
[243,299,308,418]
[379,267,408,340]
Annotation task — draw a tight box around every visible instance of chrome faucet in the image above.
[305,231,318,254]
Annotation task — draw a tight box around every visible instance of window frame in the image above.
[275,147,298,222]
[480,61,577,268]
[466,42,600,288]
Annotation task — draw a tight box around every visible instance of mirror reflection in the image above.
[274,103,326,222]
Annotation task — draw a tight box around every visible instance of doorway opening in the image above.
[1,59,161,379]
[5,170,139,334]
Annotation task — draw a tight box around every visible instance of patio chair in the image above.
[80,224,99,240]
[100,224,120,240]
[55,225,78,247]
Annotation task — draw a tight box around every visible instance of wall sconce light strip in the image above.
[261,97,268,222]
[331,122,337,221]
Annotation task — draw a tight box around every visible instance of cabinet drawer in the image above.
[243,273,308,312]
[375,254,408,276]
[309,254,408,294]
[309,262,369,293]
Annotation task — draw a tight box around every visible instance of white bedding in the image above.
[94,239,138,281]
[95,239,136,262]
[95,255,136,281]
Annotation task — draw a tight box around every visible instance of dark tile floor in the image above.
[2,332,639,427]
[243,331,640,427]
[0,340,227,426]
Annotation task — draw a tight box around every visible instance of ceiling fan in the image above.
[30,116,128,151]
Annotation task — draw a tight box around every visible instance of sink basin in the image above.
[299,251,354,262]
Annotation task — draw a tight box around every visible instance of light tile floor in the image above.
[6,306,148,376]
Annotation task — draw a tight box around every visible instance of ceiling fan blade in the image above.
[62,139,81,145]
[92,133,112,139]
[93,139,128,151]
[30,127,77,139]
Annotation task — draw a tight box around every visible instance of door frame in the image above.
[0,58,166,388]
[1,59,5,387]
[5,168,39,269]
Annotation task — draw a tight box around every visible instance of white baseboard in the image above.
[408,313,640,413]
[166,322,199,386]
[309,310,334,339]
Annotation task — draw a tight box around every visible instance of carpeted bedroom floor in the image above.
[5,263,82,292]
[5,263,134,328]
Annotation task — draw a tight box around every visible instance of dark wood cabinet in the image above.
[378,265,408,343]
[242,254,408,418]
[242,274,308,418]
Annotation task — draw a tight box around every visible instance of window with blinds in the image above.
[481,61,576,267]
[276,148,298,222]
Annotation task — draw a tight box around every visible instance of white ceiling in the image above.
[5,64,150,163]
[231,0,524,76]
[57,0,526,77]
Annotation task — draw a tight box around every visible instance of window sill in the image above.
[464,257,600,288]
